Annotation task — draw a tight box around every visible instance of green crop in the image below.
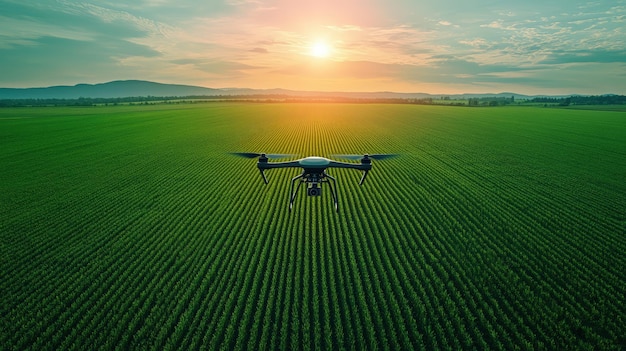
[1,103,625,350]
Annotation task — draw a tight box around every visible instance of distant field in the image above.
[558,105,626,112]
[1,103,625,350]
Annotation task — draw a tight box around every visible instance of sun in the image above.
[310,41,331,58]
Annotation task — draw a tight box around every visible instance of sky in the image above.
[1,0,625,94]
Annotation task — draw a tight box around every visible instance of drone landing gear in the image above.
[326,173,338,212]
[289,171,338,212]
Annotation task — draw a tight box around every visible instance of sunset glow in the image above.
[310,41,331,58]
[1,1,625,94]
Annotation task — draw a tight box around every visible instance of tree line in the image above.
[1,94,625,107]
[529,95,626,106]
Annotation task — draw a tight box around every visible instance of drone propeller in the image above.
[331,154,398,185]
[231,152,295,184]
[332,154,398,161]
[231,152,294,159]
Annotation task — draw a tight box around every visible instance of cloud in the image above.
[250,47,269,53]
[0,1,168,86]
[326,25,362,32]
[189,60,263,73]
[0,1,168,45]
[459,38,490,49]
[227,0,262,6]
[161,57,265,83]
[0,36,158,86]
[481,20,505,29]
[538,49,626,64]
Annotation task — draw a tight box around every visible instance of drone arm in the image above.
[256,160,300,184]
[259,160,302,169]
[327,160,370,170]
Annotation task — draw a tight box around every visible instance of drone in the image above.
[231,153,397,211]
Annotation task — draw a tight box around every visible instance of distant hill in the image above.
[0,80,571,100]
[0,80,222,99]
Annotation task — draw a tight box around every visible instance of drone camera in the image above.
[307,183,322,196]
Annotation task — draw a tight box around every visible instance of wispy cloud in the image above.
[249,47,269,54]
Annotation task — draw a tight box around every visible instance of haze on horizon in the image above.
[1,0,625,95]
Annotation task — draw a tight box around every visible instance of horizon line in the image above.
[1,79,622,98]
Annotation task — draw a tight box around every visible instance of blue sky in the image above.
[1,0,625,94]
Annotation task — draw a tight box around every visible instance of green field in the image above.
[1,103,625,350]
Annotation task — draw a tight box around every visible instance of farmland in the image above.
[1,103,625,350]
